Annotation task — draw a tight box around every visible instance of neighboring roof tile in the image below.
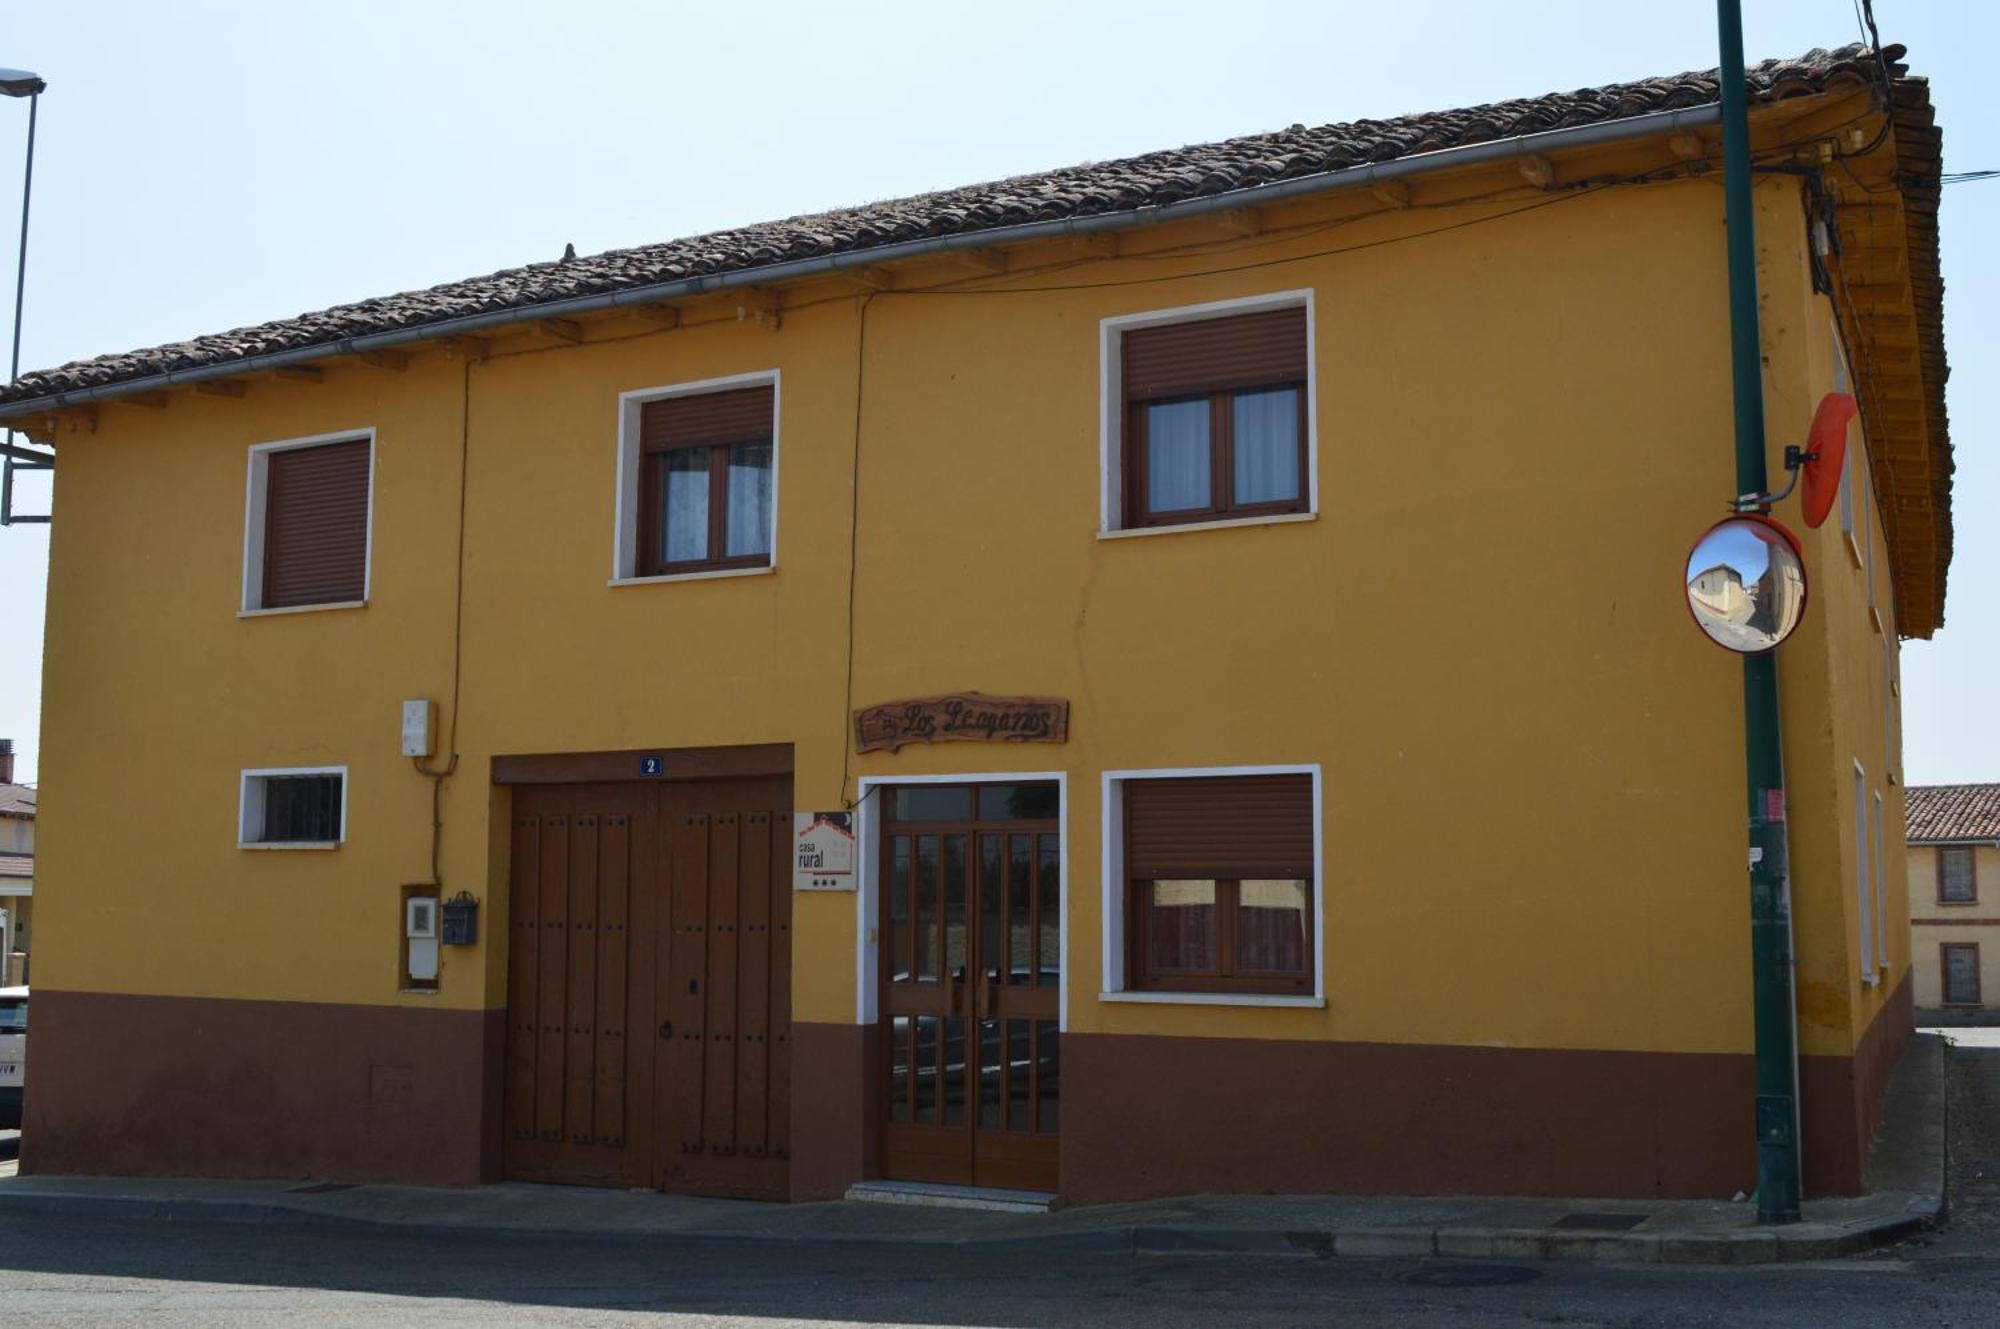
[0,785,32,818]
[0,853,29,879]
[0,45,1891,406]
[1906,785,2000,843]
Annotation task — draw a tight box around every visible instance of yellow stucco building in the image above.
[0,43,1951,1203]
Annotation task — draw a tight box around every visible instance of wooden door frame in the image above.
[855,771,1068,1187]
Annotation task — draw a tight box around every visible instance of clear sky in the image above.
[0,1,1991,787]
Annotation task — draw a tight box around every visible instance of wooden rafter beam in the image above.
[271,365,322,384]
[356,349,411,372]
[193,379,246,398]
[534,318,584,344]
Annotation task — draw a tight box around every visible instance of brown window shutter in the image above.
[262,439,370,609]
[641,385,775,451]
[1122,306,1307,400]
[1125,774,1314,877]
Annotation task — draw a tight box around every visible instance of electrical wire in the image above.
[838,293,875,812]
[409,354,474,887]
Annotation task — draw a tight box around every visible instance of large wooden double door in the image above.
[504,775,791,1199]
[879,781,1061,1192]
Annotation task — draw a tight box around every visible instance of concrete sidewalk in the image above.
[0,1034,1946,1267]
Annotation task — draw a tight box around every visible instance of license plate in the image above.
[0,1064,20,1083]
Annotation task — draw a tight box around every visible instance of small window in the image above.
[636,385,775,575]
[1116,304,1309,528]
[1943,943,1981,1007]
[1940,847,1977,904]
[1123,773,1314,994]
[245,435,372,611]
[240,768,345,847]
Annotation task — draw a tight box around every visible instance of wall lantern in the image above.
[441,891,480,947]
[1682,391,1853,655]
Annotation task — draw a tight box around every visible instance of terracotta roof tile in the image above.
[0,44,1893,407]
[0,785,32,819]
[1905,785,2000,843]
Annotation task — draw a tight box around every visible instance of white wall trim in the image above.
[1100,762,1325,1002]
[1098,288,1317,535]
[854,771,1069,1030]
[241,428,377,614]
[612,369,781,582]
[238,764,349,849]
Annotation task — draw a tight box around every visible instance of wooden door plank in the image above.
[704,813,742,1159]
[507,813,542,1146]
[595,811,630,1149]
[769,808,792,1165]
[738,810,772,1159]
[536,815,570,1142]
[565,815,600,1145]
[672,811,711,1166]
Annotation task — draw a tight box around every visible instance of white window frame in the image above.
[854,771,1068,1029]
[1098,289,1318,539]
[238,765,348,850]
[610,369,781,585]
[1099,763,1325,1008]
[240,428,377,616]
[1873,791,1889,974]
[1854,760,1875,986]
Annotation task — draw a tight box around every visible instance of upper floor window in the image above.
[1940,846,1977,904]
[243,433,373,612]
[1103,295,1313,532]
[614,375,778,581]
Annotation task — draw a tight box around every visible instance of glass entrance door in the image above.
[879,782,1060,1191]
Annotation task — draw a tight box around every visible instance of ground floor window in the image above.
[1115,768,1317,996]
[239,767,346,847]
[1944,943,1982,1007]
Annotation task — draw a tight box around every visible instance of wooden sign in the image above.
[854,693,1070,754]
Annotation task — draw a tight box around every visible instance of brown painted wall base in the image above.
[22,990,504,1187]
[1061,1030,1895,1205]
[789,1021,877,1201]
[1799,972,1914,1197]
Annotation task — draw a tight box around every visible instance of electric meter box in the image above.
[405,895,440,983]
[400,699,435,758]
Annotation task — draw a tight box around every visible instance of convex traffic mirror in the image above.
[1685,515,1808,654]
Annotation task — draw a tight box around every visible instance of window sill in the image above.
[1097,512,1316,542]
[238,841,342,851]
[1097,990,1324,1009]
[608,565,775,588]
[238,600,367,618]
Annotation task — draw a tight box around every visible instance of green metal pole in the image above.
[1717,0,1802,1224]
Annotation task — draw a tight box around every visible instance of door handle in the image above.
[659,1021,673,1040]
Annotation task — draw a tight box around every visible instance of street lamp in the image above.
[1,66,47,526]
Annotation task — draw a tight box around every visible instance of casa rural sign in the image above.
[854,692,1070,754]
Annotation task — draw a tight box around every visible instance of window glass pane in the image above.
[889,837,911,983]
[1145,399,1210,513]
[943,1016,966,1126]
[888,1015,910,1123]
[914,1015,939,1124]
[1147,879,1217,971]
[1946,947,1980,1005]
[1232,387,1300,505]
[663,449,710,564]
[1037,834,1060,988]
[981,834,1003,982]
[977,782,1059,821]
[1007,1019,1031,1131]
[978,1018,1002,1128]
[915,835,939,983]
[1036,1020,1059,1134]
[724,440,773,558]
[889,785,972,822]
[1008,835,1032,985]
[261,774,341,843]
[944,834,968,978]
[1236,878,1309,973]
[0,999,25,1033]
[1943,848,1976,903]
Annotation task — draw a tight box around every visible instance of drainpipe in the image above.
[1718,0,1803,1225]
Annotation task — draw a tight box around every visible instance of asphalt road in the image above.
[0,1038,1997,1327]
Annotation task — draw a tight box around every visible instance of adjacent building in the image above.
[0,44,1950,1204]
[0,741,32,986]
[1908,785,2000,1020]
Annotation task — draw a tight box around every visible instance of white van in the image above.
[0,985,24,1129]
